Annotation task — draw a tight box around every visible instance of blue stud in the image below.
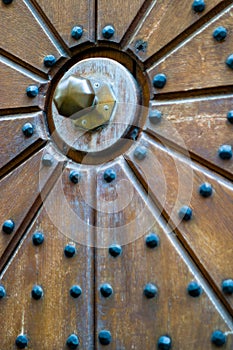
[32,232,44,246]
[192,0,205,12]
[22,122,34,137]
[31,285,43,300]
[218,145,232,160]
[149,109,162,124]
[144,283,158,299]
[0,285,6,299]
[43,55,56,68]
[153,74,167,89]
[15,335,28,349]
[199,183,213,198]
[109,244,122,257]
[69,170,81,184]
[222,279,233,295]
[102,25,115,39]
[66,334,80,349]
[158,336,172,350]
[213,27,227,42]
[98,330,112,345]
[26,85,39,98]
[64,244,76,258]
[145,233,160,248]
[103,169,116,183]
[227,111,233,124]
[100,284,113,298]
[71,26,83,40]
[178,206,192,221]
[70,285,82,298]
[226,54,233,69]
[211,330,227,347]
[187,281,202,297]
[42,154,54,166]
[134,146,147,160]
[2,219,15,234]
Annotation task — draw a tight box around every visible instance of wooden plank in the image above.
[128,0,227,62]
[126,134,233,313]
[0,163,95,348]
[95,157,233,349]
[0,112,48,176]
[0,146,64,270]
[32,0,95,48]
[97,0,145,43]
[0,58,47,111]
[147,96,233,179]
[0,0,63,72]
[147,5,233,94]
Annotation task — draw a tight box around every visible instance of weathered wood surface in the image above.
[148,5,233,94]
[126,134,233,313]
[147,96,233,179]
[95,157,233,349]
[32,0,95,48]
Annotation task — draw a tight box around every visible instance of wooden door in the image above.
[0,0,233,349]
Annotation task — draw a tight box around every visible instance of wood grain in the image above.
[0,163,95,349]
[128,0,228,62]
[95,157,233,349]
[32,0,95,48]
[126,134,233,313]
[0,0,63,72]
[147,96,233,179]
[0,112,48,177]
[148,5,233,94]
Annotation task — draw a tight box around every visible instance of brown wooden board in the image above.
[128,0,228,62]
[0,0,63,73]
[0,169,95,349]
[95,157,233,349]
[126,133,233,314]
[147,5,233,94]
[0,112,47,177]
[32,0,95,49]
[147,96,233,180]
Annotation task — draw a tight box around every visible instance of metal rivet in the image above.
[102,25,115,39]
[199,183,213,198]
[178,206,192,221]
[213,27,227,42]
[15,335,28,349]
[109,244,122,257]
[149,109,162,124]
[157,335,172,350]
[222,279,233,295]
[100,283,113,298]
[42,153,54,166]
[66,334,80,349]
[43,55,56,68]
[134,146,148,160]
[211,330,227,347]
[218,144,232,160]
[22,122,34,138]
[32,232,44,246]
[26,85,39,98]
[145,233,160,248]
[2,0,13,4]
[2,219,15,234]
[227,110,233,124]
[31,285,43,300]
[187,281,202,297]
[98,330,112,345]
[0,285,6,299]
[64,244,76,258]
[226,54,233,69]
[153,74,167,89]
[103,169,116,183]
[135,39,148,53]
[192,0,205,12]
[70,285,82,298]
[143,283,158,299]
[71,26,83,40]
[69,170,81,184]
[128,127,139,141]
